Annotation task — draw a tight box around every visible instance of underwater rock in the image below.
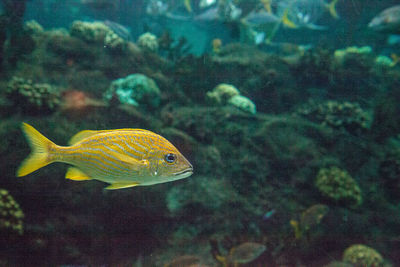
[342,244,384,267]
[137,32,159,52]
[104,73,161,109]
[291,48,332,88]
[0,189,24,235]
[296,100,371,135]
[166,176,239,215]
[315,167,363,207]
[206,83,240,105]
[379,147,400,200]
[6,76,60,115]
[228,95,256,114]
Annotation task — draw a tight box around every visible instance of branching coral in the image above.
[6,76,60,114]
[0,189,24,235]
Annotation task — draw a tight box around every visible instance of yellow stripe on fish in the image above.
[17,123,193,190]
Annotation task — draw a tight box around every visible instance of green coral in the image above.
[206,83,256,114]
[6,76,60,114]
[315,167,362,207]
[334,46,372,64]
[342,244,384,267]
[69,20,126,52]
[0,189,24,235]
[375,55,396,67]
[296,100,371,134]
[70,20,111,43]
[104,74,161,108]
[206,83,240,105]
[228,95,256,114]
[137,32,159,52]
[104,31,126,51]
[24,20,44,35]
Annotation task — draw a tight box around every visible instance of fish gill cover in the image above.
[0,0,399,266]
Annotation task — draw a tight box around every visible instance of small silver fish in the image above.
[368,5,400,33]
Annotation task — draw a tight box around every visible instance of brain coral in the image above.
[104,73,161,109]
[315,167,362,207]
[137,32,159,52]
[342,244,384,267]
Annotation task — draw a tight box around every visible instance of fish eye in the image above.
[164,153,176,164]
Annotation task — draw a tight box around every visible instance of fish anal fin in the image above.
[105,182,139,190]
[66,167,92,181]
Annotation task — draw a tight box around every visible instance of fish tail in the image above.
[282,8,298,29]
[327,0,339,19]
[16,123,57,177]
[184,0,192,13]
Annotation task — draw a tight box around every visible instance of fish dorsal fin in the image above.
[68,128,150,145]
[69,130,102,145]
[105,182,140,190]
[66,167,92,181]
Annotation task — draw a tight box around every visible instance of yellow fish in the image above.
[17,123,193,190]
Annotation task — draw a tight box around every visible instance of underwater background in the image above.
[1,0,400,266]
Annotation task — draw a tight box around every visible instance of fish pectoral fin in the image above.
[65,167,92,181]
[105,182,140,190]
[107,150,149,171]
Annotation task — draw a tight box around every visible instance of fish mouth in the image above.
[173,168,193,178]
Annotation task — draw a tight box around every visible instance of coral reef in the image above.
[24,20,44,35]
[342,244,384,267]
[296,100,371,135]
[228,95,256,114]
[6,76,60,114]
[0,189,24,235]
[206,83,256,114]
[315,167,363,207]
[104,31,126,52]
[206,83,240,105]
[70,21,111,43]
[104,73,161,109]
[334,46,372,64]
[137,32,159,52]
